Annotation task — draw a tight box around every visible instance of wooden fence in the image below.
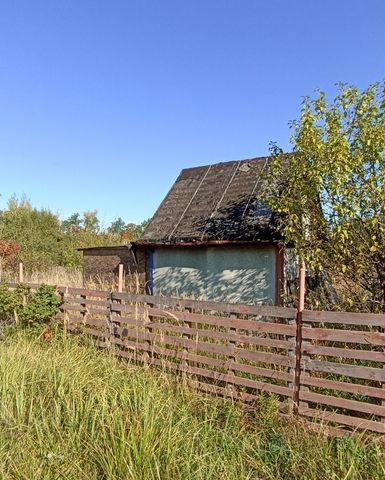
[7,281,385,435]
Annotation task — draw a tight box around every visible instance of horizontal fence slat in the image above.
[111,292,297,319]
[63,298,109,307]
[84,327,109,339]
[147,322,291,350]
[58,286,111,298]
[302,344,385,363]
[301,375,385,400]
[303,359,385,382]
[114,328,294,367]
[117,356,291,397]
[302,327,385,346]
[117,345,292,383]
[110,315,147,326]
[160,362,292,397]
[303,310,385,326]
[299,390,385,417]
[112,304,296,335]
[299,406,385,433]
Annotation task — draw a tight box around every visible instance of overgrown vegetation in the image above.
[264,82,385,312]
[0,331,383,480]
[0,196,149,272]
[0,283,61,327]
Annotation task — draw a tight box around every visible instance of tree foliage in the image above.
[0,196,149,272]
[0,197,65,270]
[264,82,385,312]
[0,283,61,327]
[0,240,20,267]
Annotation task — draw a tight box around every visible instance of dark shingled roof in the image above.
[139,156,281,244]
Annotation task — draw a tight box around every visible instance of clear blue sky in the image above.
[1,0,384,226]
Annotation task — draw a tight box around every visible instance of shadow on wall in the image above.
[153,247,276,305]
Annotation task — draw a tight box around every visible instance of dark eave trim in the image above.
[133,239,281,249]
[77,244,131,252]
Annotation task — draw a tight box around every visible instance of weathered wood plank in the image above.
[303,310,385,326]
[63,297,109,307]
[302,344,385,363]
[187,379,290,411]
[301,327,385,346]
[303,359,385,382]
[113,327,294,366]
[299,390,385,417]
[111,304,296,335]
[111,292,297,319]
[299,406,385,433]
[155,362,292,397]
[301,375,385,400]
[147,322,291,349]
[57,286,111,298]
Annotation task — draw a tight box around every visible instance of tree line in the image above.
[0,196,149,271]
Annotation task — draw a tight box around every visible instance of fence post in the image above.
[118,264,124,293]
[19,262,24,283]
[108,292,115,350]
[112,264,124,351]
[181,307,192,371]
[226,314,238,399]
[293,261,305,416]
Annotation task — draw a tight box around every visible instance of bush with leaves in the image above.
[0,284,61,327]
[19,285,61,327]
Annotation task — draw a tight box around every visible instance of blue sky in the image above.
[1,0,384,226]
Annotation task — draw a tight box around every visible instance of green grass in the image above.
[0,330,384,479]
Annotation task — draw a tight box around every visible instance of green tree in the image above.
[83,210,100,233]
[62,213,82,234]
[0,196,65,271]
[108,217,127,235]
[264,82,385,312]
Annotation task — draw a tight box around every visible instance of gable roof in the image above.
[138,156,281,244]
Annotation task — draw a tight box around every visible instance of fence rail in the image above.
[7,282,385,435]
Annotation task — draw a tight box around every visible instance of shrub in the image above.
[0,284,61,328]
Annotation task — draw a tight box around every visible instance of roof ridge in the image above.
[179,155,272,172]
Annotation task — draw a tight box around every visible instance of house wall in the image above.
[152,246,278,304]
[82,246,146,292]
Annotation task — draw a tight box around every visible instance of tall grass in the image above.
[0,266,84,287]
[0,331,384,479]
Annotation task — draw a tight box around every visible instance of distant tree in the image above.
[0,196,150,271]
[264,82,385,312]
[62,213,82,234]
[121,219,150,241]
[83,210,100,233]
[108,217,127,235]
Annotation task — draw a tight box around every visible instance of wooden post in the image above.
[181,307,192,371]
[62,287,69,340]
[226,314,238,398]
[293,261,305,415]
[118,264,124,293]
[19,262,24,283]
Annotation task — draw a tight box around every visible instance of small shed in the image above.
[135,156,294,304]
[79,245,147,292]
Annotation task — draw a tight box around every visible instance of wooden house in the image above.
[134,156,296,304]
